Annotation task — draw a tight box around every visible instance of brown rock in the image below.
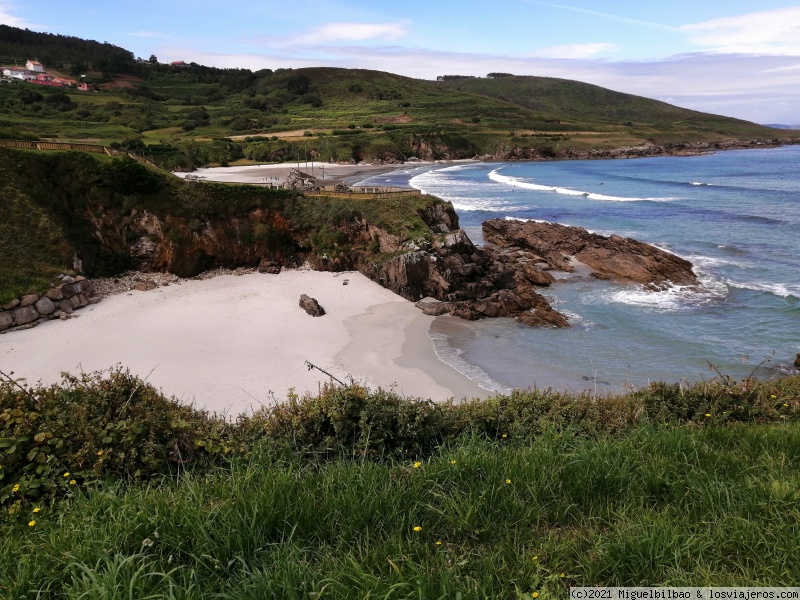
[74,279,90,294]
[74,275,86,282]
[58,300,74,314]
[46,287,64,301]
[60,283,78,298]
[521,264,555,286]
[61,275,75,284]
[34,297,56,315]
[483,218,699,287]
[1,299,20,310]
[88,297,101,305]
[795,353,800,369]
[299,294,325,317]
[0,311,12,331]
[257,259,282,274]
[75,294,88,308]
[415,300,453,316]
[11,305,38,326]
[19,294,39,307]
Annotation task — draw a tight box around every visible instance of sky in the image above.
[3,0,800,124]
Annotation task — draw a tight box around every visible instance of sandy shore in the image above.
[174,161,412,186]
[0,271,489,416]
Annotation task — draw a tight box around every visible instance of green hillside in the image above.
[1,26,796,168]
[439,75,777,142]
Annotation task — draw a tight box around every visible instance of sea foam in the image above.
[427,328,513,395]
[488,169,678,202]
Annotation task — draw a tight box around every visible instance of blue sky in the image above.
[3,1,800,123]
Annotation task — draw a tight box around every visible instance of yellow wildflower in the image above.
[502,433,507,438]
[450,460,457,465]
[505,479,512,485]
[533,593,540,598]
[32,507,40,513]
[97,450,103,456]
[435,540,442,545]
[532,555,539,561]
[413,461,422,469]
[705,413,711,417]
[413,526,422,532]
[784,403,789,407]
[28,520,36,527]
[560,573,566,578]
[69,479,76,486]
[63,472,70,478]
[12,484,19,493]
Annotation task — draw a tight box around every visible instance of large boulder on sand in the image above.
[299,294,325,317]
[257,259,282,274]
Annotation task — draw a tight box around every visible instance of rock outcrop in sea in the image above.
[482,219,700,290]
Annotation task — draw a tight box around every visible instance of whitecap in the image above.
[488,169,677,202]
[724,280,800,299]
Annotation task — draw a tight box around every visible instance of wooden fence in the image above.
[0,139,160,169]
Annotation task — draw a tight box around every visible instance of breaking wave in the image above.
[489,169,678,202]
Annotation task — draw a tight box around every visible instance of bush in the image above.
[0,368,234,516]
[2,368,797,517]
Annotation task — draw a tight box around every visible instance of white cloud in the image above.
[281,20,411,46]
[531,43,618,59]
[681,7,800,55]
[0,0,36,28]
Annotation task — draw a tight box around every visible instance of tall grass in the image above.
[2,423,799,597]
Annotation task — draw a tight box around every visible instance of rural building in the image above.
[32,73,65,87]
[25,60,44,72]
[78,82,96,92]
[3,68,37,81]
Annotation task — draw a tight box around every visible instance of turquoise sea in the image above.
[360,146,800,393]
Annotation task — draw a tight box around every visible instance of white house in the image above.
[26,60,44,72]
[2,68,36,81]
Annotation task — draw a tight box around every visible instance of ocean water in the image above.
[359,146,800,393]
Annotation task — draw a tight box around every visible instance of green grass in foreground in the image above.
[1,371,799,596]
[2,425,799,597]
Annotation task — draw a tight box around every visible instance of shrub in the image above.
[0,368,235,516]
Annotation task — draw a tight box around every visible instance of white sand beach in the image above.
[174,161,408,186]
[0,271,489,416]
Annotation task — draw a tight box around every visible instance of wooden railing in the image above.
[0,139,161,169]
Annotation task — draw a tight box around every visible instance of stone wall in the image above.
[0,276,99,333]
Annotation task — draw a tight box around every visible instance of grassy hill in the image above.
[439,75,773,142]
[1,26,797,169]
